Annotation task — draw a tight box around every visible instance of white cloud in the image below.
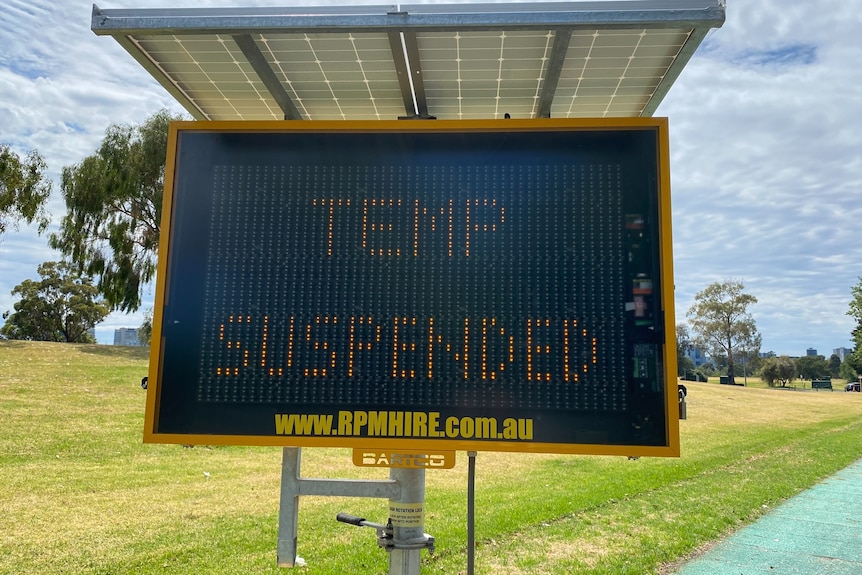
[659,0,861,355]
[1,0,859,355]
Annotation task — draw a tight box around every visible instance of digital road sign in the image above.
[145,118,678,456]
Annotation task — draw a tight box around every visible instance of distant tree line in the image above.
[4,110,862,372]
[1,261,108,343]
[678,279,862,385]
[1,111,181,344]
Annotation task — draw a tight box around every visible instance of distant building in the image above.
[759,351,777,359]
[833,347,851,361]
[113,328,142,347]
[685,347,708,367]
[806,347,817,357]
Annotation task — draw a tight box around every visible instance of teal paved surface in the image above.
[673,459,862,575]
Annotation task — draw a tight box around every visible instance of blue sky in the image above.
[1,0,860,356]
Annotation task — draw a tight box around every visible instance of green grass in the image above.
[700,374,848,390]
[2,340,862,575]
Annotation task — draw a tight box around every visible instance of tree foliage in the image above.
[677,355,696,378]
[49,110,182,312]
[0,144,51,238]
[828,354,842,379]
[686,280,760,385]
[845,278,862,379]
[676,323,693,376]
[760,355,797,388]
[795,355,830,381]
[1,261,109,342]
[849,278,862,330]
[840,358,859,383]
[138,308,153,347]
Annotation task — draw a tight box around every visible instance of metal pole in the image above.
[277,448,402,568]
[467,451,477,575]
[388,467,426,575]
[277,447,301,567]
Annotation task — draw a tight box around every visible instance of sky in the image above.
[0,0,860,356]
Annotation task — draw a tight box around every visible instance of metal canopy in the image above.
[91,1,725,121]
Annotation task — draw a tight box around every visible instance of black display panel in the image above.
[147,120,677,455]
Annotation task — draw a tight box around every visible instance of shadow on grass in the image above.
[78,344,150,361]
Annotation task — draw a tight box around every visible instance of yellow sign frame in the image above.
[145,118,678,458]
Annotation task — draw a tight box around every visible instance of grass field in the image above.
[1,340,861,575]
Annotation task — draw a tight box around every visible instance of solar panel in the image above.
[92,2,725,120]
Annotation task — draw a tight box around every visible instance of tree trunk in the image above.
[726,340,736,384]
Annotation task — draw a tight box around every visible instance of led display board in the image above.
[146,119,678,456]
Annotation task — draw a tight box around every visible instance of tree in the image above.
[49,110,183,312]
[737,344,763,381]
[845,278,862,380]
[760,355,797,388]
[676,323,694,377]
[828,354,842,379]
[138,308,153,347]
[678,355,696,378]
[0,144,51,239]
[686,280,760,385]
[1,261,109,342]
[840,358,859,383]
[850,277,862,329]
[796,354,829,381]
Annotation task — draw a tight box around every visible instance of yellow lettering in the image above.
[502,418,517,439]
[519,418,534,440]
[446,416,459,438]
[368,411,387,436]
[428,412,441,437]
[353,410,368,435]
[274,413,333,435]
[412,412,427,437]
[338,411,352,436]
[275,414,290,434]
[388,411,404,436]
[475,417,496,439]
[459,417,474,438]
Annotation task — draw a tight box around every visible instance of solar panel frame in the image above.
[92,1,725,120]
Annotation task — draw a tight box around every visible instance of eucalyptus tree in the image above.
[1,261,108,342]
[49,110,183,311]
[845,278,862,378]
[0,144,51,239]
[686,280,760,385]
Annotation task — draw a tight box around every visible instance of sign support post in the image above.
[276,448,437,573]
[388,467,428,575]
[277,447,301,567]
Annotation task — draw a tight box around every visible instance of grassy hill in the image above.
[1,340,861,574]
